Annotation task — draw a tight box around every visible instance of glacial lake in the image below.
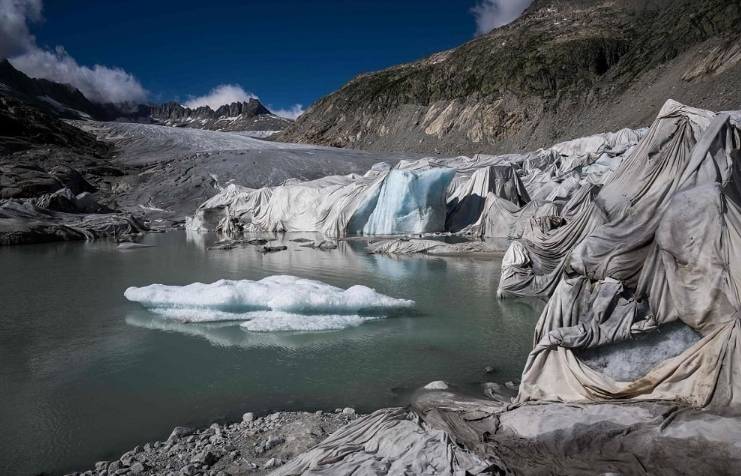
[0,231,543,475]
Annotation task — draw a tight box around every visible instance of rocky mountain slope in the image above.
[0,94,145,244]
[0,59,149,121]
[277,0,741,155]
[0,60,291,134]
[149,99,291,134]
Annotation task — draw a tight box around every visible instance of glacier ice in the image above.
[124,275,414,331]
[357,168,455,235]
[239,311,381,332]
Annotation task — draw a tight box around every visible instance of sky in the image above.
[1,0,532,117]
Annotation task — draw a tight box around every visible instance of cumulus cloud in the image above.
[0,0,42,58]
[2,0,147,103]
[272,104,304,120]
[183,84,257,109]
[471,0,533,35]
[11,47,148,103]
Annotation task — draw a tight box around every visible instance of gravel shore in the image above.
[66,408,362,476]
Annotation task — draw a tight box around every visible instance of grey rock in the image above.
[129,462,146,474]
[168,426,195,441]
[191,450,219,467]
[260,245,287,253]
[342,407,356,416]
[179,464,197,476]
[242,412,254,424]
[264,435,285,450]
[424,380,449,390]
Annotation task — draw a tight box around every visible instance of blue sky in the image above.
[3,0,532,114]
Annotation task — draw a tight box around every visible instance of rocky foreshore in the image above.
[66,408,362,476]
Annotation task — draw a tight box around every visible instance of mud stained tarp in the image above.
[517,101,741,411]
[270,407,500,475]
[412,389,741,476]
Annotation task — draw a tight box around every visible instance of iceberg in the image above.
[124,275,414,331]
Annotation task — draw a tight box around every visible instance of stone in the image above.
[263,458,282,469]
[260,245,287,253]
[342,407,356,416]
[168,426,195,441]
[119,453,134,467]
[484,366,496,374]
[242,412,255,424]
[179,464,197,476]
[191,450,219,467]
[129,462,146,474]
[94,461,108,471]
[424,380,449,390]
[264,435,285,450]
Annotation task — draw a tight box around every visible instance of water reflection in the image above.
[0,230,544,476]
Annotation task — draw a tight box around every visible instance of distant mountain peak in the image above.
[148,99,290,133]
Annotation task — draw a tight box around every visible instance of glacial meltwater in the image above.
[0,232,543,475]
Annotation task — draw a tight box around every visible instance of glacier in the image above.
[357,168,455,235]
[186,125,646,238]
[124,275,414,331]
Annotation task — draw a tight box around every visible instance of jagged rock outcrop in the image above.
[278,0,741,155]
[149,99,292,133]
[0,60,291,133]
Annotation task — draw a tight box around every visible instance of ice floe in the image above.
[124,275,413,331]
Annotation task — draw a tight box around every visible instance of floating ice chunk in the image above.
[240,311,381,332]
[359,168,455,235]
[124,275,414,331]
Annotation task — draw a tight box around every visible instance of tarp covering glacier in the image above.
[185,125,646,239]
[515,101,741,412]
[174,100,741,475]
[188,99,741,414]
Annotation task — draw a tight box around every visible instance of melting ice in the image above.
[124,275,414,332]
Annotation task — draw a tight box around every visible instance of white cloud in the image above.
[272,104,304,120]
[11,47,147,103]
[471,0,533,35]
[2,0,148,103]
[183,84,257,110]
[0,0,42,58]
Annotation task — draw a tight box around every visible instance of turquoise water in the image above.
[0,231,543,475]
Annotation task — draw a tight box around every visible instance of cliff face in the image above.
[277,0,741,155]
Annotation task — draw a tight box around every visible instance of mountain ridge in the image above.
[0,60,291,134]
[276,0,741,155]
